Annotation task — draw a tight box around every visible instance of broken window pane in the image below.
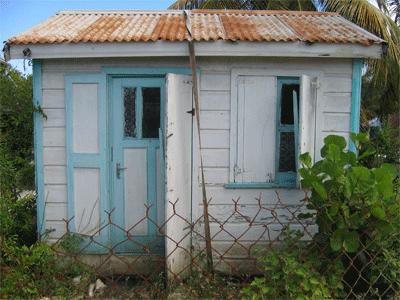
[280,83,299,125]
[142,87,161,138]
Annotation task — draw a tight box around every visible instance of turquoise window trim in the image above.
[274,77,299,185]
[350,58,362,153]
[33,59,45,236]
[65,73,109,253]
[225,182,297,189]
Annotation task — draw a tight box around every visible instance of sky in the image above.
[1,0,176,73]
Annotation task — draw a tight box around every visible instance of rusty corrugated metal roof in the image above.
[6,9,385,46]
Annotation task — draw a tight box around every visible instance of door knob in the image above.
[116,163,127,179]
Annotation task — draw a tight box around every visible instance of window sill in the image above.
[225,182,297,189]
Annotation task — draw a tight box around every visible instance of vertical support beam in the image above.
[32,59,45,236]
[350,58,362,153]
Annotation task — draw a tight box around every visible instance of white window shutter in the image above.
[236,76,277,183]
[297,75,317,187]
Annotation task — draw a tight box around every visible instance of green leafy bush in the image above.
[298,133,399,298]
[241,227,346,299]
[0,195,37,247]
[242,134,399,299]
[1,64,46,247]
[359,120,400,169]
[0,234,94,299]
[0,64,39,198]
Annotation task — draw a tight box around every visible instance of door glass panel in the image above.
[278,131,296,172]
[142,87,161,138]
[124,87,137,138]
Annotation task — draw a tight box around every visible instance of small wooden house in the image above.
[4,9,385,274]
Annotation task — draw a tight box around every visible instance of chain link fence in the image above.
[1,192,399,299]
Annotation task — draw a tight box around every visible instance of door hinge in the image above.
[187,108,195,116]
[237,78,245,85]
[311,80,321,89]
[234,165,250,176]
[236,78,253,85]
[234,165,241,176]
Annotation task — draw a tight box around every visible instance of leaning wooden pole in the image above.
[184,10,213,270]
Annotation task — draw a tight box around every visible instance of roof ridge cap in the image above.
[56,9,341,17]
[56,9,185,15]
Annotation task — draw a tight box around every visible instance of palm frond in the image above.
[387,0,400,25]
[169,0,317,10]
[318,0,400,119]
[168,0,208,9]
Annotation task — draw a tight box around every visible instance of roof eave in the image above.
[6,40,385,60]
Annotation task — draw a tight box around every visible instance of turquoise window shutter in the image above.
[65,73,109,253]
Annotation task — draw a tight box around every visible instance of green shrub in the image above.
[0,233,94,299]
[242,134,399,299]
[0,195,37,247]
[0,64,39,199]
[241,227,346,299]
[359,120,400,169]
[298,133,399,298]
[1,64,46,248]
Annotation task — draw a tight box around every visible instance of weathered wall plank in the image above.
[42,109,66,128]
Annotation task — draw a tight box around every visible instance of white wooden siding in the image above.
[41,66,68,238]
[200,91,230,111]
[41,57,354,247]
[43,147,67,165]
[202,149,229,167]
[42,90,65,108]
[43,166,67,184]
[44,185,68,203]
[43,128,66,147]
[199,71,231,191]
[321,70,353,153]
[42,109,66,127]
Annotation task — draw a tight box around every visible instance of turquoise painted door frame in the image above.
[109,77,165,254]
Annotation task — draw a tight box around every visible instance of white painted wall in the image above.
[41,57,353,259]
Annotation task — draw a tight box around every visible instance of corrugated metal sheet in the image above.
[6,9,385,46]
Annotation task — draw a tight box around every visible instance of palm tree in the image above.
[387,0,399,25]
[318,0,399,120]
[169,0,400,120]
[169,0,316,10]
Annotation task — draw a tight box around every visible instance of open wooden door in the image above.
[165,73,193,281]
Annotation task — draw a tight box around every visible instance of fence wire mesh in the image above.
[1,192,399,299]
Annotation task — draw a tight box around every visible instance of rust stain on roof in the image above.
[6,9,385,46]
